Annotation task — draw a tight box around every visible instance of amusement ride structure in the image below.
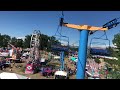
[51,12,69,71]
[24,12,120,78]
[25,30,41,74]
[29,30,41,61]
[59,11,120,79]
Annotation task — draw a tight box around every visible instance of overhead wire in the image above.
[55,11,64,36]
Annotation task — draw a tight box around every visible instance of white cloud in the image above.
[59,40,68,46]
[17,37,25,41]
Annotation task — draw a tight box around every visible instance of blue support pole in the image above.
[76,30,89,79]
[60,51,64,70]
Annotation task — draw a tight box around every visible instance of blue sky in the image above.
[0,11,120,46]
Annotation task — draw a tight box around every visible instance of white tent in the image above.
[55,71,67,76]
[0,52,9,57]
[0,72,30,79]
[40,58,45,62]
[54,56,60,59]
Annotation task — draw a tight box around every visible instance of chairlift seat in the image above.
[90,48,110,56]
[51,45,69,51]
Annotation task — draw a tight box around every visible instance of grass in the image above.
[0,56,76,79]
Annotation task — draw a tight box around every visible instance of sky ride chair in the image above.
[51,33,69,71]
[51,15,70,79]
[89,32,111,57]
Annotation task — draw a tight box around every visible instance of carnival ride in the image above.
[51,12,70,79]
[89,36,111,56]
[1,12,119,79]
[8,43,21,61]
[59,11,120,79]
[25,30,41,74]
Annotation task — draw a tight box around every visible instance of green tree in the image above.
[48,36,60,51]
[94,58,101,64]
[40,34,49,50]
[112,33,120,49]
[103,33,120,69]
[0,33,3,47]
[40,35,60,51]
[2,34,11,47]
[16,39,24,48]
[23,35,31,48]
[0,33,61,51]
[10,37,17,46]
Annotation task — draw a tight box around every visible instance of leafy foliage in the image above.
[112,33,120,49]
[0,33,61,52]
[23,35,31,48]
[110,33,120,67]
[0,34,11,47]
[94,58,101,64]
[107,70,120,79]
